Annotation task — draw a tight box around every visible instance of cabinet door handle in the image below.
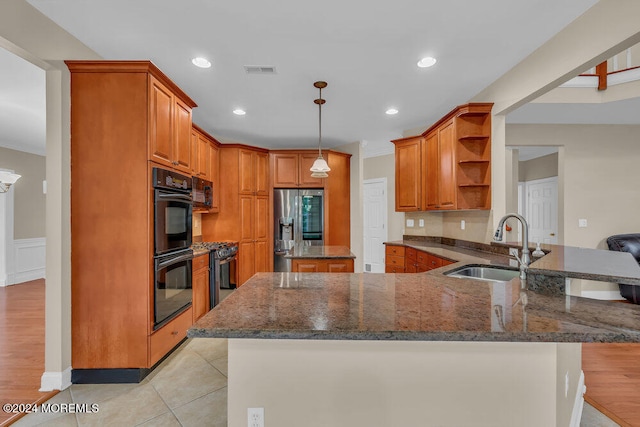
[171,331,178,336]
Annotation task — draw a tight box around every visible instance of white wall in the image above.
[507,124,640,249]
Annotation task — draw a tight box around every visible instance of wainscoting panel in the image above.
[10,238,46,285]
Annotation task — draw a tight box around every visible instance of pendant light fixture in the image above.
[310,81,331,178]
[0,171,21,193]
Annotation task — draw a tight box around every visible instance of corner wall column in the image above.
[41,65,72,391]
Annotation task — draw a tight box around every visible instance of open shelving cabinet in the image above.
[391,102,493,212]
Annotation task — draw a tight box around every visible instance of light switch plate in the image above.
[578,219,587,228]
[406,219,415,227]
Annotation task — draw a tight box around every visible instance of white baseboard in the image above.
[570,371,586,427]
[6,237,45,285]
[40,366,72,391]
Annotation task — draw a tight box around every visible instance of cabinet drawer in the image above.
[385,265,405,273]
[327,260,354,273]
[385,245,405,257]
[149,307,192,366]
[386,255,405,267]
[406,247,417,262]
[405,263,417,273]
[193,253,209,271]
[425,253,443,269]
[416,262,430,273]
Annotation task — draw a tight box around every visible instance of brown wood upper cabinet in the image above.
[393,137,422,211]
[271,151,324,188]
[392,103,493,211]
[149,75,195,174]
[191,124,221,213]
[240,149,269,196]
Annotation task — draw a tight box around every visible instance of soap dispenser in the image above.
[532,242,545,257]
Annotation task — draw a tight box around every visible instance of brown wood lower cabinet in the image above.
[149,307,193,366]
[192,253,210,323]
[386,244,455,273]
[385,244,406,273]
[291,259,354,273]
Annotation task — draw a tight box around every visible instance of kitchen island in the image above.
[284,245,355,272]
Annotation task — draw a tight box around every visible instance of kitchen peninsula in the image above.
[189,240,640,427]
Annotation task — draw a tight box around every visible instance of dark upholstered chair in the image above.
[606,233,640,304]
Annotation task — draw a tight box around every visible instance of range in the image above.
[192,241,238,308]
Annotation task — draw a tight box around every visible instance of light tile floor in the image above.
[12,338,619,427]
[12,339,228,427]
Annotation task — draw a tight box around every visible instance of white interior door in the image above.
[526,177,558,245]
[363,178,387,273]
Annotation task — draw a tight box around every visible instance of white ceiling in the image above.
[1,0,606,159]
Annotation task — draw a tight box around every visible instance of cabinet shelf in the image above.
[458,135,490,141]
[458,160,489,164]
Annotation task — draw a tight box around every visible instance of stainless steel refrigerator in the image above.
[273,188,324,272]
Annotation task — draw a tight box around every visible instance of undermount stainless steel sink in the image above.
[444,265,520,283]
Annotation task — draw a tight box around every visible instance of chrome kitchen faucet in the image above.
[494,213,531,281]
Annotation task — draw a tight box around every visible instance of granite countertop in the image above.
[189,271,640,343]
[189,237,640,343]
[284,245,356,259]
[386,238,640,285]
[192,247,210,257]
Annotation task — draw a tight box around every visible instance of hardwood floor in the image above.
[583,343,640,427]
[0,279,56,427]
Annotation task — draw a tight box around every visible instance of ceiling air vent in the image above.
[244,65,277,74]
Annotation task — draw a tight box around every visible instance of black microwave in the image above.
[192,176,213,210]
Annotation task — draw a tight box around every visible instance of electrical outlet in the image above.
[418,219,425,227]
[509,248,519,257]
[460,220,465,230]
[406,219,415,227]
[248,408,264,427]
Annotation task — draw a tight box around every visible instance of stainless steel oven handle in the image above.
[156,192,193,203]
[157,252,194,269]
[218,256,237,265]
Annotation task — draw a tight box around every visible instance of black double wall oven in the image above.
[153,168,194,330]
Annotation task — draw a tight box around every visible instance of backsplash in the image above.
[405,210,494,244]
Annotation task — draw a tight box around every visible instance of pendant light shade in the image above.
[310,81,331,177]
[0,171,21,193]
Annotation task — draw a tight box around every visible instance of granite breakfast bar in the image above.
[189,241,640,427]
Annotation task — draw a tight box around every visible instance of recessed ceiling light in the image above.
[386,108,399,115]
[191,57,211,68]
[417,57,437,68]
[233,109,246,116]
